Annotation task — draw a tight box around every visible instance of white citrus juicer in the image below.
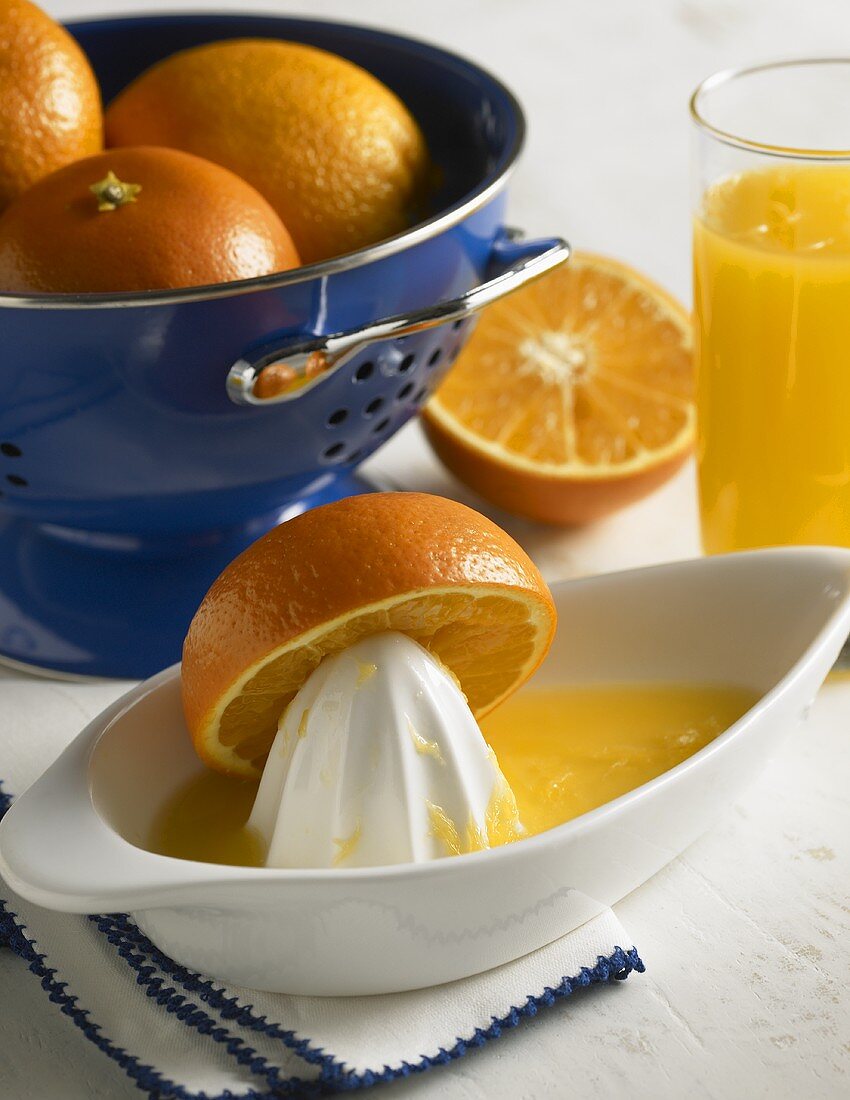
[2,550,849,995]
[250,631,523,869]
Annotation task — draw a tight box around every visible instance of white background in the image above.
[2,1,849,1097]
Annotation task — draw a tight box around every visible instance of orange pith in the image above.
[105,38,432,265]
[181,493,556,778]
[423,252,694,524]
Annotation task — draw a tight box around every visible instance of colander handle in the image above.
[226,230,570,405]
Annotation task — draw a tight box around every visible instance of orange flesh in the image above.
[428,254,694,472]
[213,589,546,769]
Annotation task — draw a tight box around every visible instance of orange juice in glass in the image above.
[691,61,850,553]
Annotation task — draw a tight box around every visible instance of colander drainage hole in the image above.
[396,381,414,401]
[427,348,442,368]
[373,417,391,435]
[413,386,428,405]
[354,361,374,382]
[326,408,348,427]
[452,318,465,331]
[322,442,346,462]
[6,474,27,487]
[398,354,415,374]
[364,397,384,417]
[0,442,21,457]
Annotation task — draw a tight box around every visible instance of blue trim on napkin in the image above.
[0,783,644,1096]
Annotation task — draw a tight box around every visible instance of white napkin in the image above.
[0,673,643,1095]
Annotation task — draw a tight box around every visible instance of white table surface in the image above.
[2,1,849,1097]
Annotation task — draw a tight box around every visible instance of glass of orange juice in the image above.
[692,60,850,555]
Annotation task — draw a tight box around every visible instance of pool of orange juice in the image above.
[148,682,756,866]
[694,165,850,554]
[481,682,755,837]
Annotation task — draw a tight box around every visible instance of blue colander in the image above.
[0,13,568,678]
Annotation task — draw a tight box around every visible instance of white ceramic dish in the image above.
[2,548,849,996]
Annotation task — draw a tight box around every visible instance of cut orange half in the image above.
[182,492,556,778]
[423,252,694,525]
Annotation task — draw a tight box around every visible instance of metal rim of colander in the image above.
[0,14,526,311]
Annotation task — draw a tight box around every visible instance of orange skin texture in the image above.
[422,414,691,526]
[104,38,432,264]
[0,0,103,211]
[0,145,300,292]
[182,492,556,746]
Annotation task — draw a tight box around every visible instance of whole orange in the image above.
[0,0,102,211]
[104,38,431,265]
[0,146,300,293]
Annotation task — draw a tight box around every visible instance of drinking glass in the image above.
[691,60,850,555]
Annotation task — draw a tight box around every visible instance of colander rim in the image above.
[0,10,526,311]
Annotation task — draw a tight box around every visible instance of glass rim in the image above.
[690,57,850,160]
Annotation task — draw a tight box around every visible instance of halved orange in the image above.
[182,493,556,777]
[423,252,694,525]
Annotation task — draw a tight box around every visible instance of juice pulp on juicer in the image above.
[148,682,756,866]
[694,165,850,553]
